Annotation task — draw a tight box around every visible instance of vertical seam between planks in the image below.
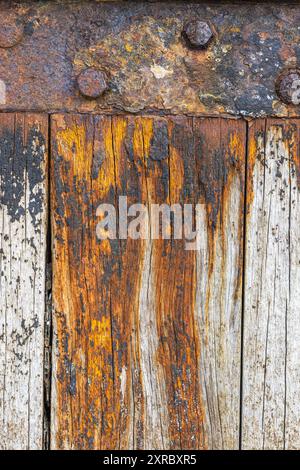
[42,114,53,450]
[239,118,249,449]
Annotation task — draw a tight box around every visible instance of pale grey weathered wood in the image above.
[0,114,48,449]
[193,118,246,450]
[243,119,300,449]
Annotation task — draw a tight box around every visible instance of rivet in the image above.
[77,68,108,99]
[182,20,214,49]
[276,69,300,105]
[0,12,24,48]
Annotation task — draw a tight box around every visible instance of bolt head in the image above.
[77,68,108,99]
[276,69,300,105]
[0,12,24,48]
[183,20,214,49]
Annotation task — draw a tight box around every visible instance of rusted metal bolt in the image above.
[276,69,300,105]
[0,12,24,48]
[182,20,214,49]
[77,68,108,99]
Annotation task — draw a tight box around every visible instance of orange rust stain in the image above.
[56,124,92,179]
[125,43,133,52]
[168,121,184,202]
[91,318,111,350]
[279,43,294,63]
[97,236,112,256]
[289,120,300,189]
[228,26,241,33]
[111,116,127,189]
[96,117,119,196]
[258,31,269,41]
[141,118,153,160]
[229,129,242,156]
[133,118,144,157]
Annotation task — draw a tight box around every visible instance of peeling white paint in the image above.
[120,366,127,400]
[0,116,48,449]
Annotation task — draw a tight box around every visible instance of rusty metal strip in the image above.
[0,2,300,117]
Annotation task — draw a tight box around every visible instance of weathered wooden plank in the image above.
[243,119,300,449]
[51,115,245,449]
[193,118,245,449]
[0,113,48,449]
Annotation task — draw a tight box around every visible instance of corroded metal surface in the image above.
[0,1,300,116]
[276,68,300,105]
[77,68,108,98]
[182,20,214,50]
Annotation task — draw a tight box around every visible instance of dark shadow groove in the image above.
[42,114,53,450]
[239,118,250,450]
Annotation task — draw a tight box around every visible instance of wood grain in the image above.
[50,115,246,449]
[242,119,300,449]
[194,119,245,449]
[0,113,48,449]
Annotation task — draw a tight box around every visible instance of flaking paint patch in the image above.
[0,122,47,229]
[120,366,127,401]
[0,113,48,450]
